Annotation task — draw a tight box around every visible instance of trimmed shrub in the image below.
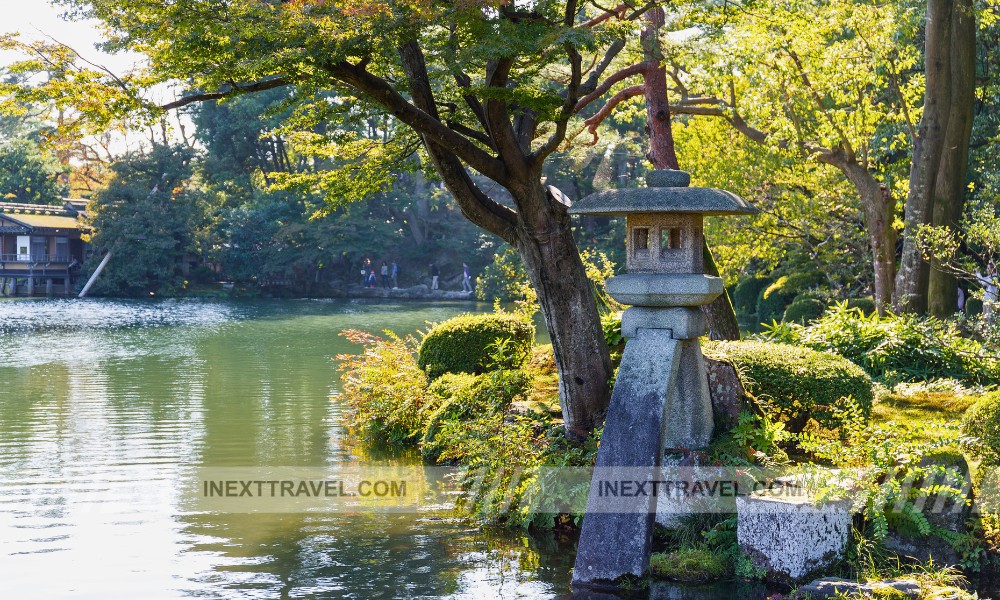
[756,279,796,324]
[732,277,773,316]
[963,391,1000,466]
[418,313,534,379]
[783,296,826,324]
[704,340,874,432]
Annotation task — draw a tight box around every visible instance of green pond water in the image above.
[0,298,582,599]
[0,297,779,600]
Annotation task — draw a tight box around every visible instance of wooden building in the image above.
[0,200,89,296]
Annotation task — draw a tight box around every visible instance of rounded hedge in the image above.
[962,391,1000,466]
[418,313,535,379]
[757,289,794,324]
[732,277,773,316]
[783,296,826,324]
[704,341,874,432]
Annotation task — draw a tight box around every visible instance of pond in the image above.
[0,298,582,599]
[0,297,783,599]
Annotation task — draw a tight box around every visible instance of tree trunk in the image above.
[928,0,976,317]
[514,185,613,440]
[895,0,955,314]
[641,6,740,339]
[839,159,897,314]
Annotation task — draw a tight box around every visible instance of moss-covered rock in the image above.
[418,313,534,379]
[649,548,729,583]
[704,341,874,432]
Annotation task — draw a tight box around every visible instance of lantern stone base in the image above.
[606,274,723,306]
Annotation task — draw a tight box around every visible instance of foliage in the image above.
[475,245,529,303]
[756,283,795,325]
[85,144,209,296]
[649,547,728,583]
[783,296,827,324]
[0,139,67,204]
[418,313,535,380]
[961,391,1000,466]
[798,415,973,565]
[336,329,431,445]
[731,277,772,318]
[421,369,531,462]
[763,302,1000,385]
[704,340,875,433]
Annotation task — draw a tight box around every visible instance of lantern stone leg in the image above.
[566,169,758,590]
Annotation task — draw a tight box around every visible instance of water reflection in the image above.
[0,298,579,598]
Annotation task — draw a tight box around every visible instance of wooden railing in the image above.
[0,254,72,263]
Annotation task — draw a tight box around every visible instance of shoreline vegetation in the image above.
[338,301,999,598]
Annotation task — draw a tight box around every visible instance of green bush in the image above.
[783,296,826,324]
[764,302,1000,385]
[421,370,531,461]
[756,281,796,325]
[337,330,431,444]
[732,277,773,316]
[963,391,1000,466]
[704,340,874,432]
[418,313,535,379]
[475,245,529,302]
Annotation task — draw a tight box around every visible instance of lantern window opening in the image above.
[660,227,683,255]
[633,227,650,257]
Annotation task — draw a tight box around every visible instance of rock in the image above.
[704,356,746,431]
[736,491,853,585]
[883,531,960,566]
[792,577,921,599]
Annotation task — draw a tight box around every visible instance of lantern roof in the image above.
[568,170,759,217]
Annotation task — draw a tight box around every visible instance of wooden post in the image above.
[79,251,113,298]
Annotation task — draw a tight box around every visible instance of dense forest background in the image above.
[2,0,999,330]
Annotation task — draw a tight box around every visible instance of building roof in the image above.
[0,201,87,232]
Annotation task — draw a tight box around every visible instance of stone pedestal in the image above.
[736,492,852,584]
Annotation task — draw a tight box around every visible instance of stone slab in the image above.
[736,492,853,584]
[621,306,706,340]
[572,330,680,588]
[606,274,723,307]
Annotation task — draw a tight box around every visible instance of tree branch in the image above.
[574,62,653,113]
[160,77,290,110]
[583,84,645,141]
[327,59,508,185]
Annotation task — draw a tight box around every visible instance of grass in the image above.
[872,386,980,444]
[649,547,729,583]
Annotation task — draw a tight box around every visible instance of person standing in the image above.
[360,259,369,286]
[430,263,440,290]
[380,261,389,289]
[461,262,473,292]
[390,261,399,289]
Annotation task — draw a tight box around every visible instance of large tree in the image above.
[2,0,719,438]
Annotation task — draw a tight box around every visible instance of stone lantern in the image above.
[569,169,758,589]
